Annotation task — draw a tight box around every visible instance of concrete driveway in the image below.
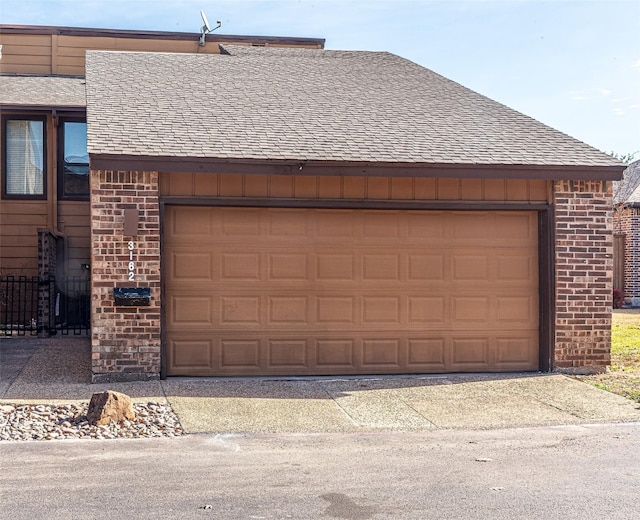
[2,336,640,433]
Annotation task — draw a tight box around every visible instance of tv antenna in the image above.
[199,10,221,46]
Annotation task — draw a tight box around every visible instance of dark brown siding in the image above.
[0,30,323,76]
[0,200,48,275]
[0,33,53,74]
[159,172,552,203]
[57,200,91,275]
[1,113,57,274]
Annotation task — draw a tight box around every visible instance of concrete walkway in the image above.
[2,336,640,433]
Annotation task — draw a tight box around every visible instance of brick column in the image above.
[37,229,58,337]
[554,180,612,374]
[90,170,161,382]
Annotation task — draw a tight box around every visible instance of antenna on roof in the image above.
[199,10,221,46]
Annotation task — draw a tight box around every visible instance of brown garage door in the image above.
[164,206,539,376]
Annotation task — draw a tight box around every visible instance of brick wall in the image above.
[554,180,613,373]
[88,173,615,379]
[90,170,161,382]
[614,207,640,305]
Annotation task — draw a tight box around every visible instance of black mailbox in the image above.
[113,287,151,307]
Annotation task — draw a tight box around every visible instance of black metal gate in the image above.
[0,275,90,336]
[53,276,91,335]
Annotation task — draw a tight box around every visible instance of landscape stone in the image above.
[86,390,135,426]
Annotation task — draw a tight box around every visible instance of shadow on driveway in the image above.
[2,336,640,433]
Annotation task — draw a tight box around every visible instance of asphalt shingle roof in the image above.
[85,46,621,169]
[615,160,640,204]
[0,75,86,107]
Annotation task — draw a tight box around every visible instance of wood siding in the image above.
[0,200,48,275]
[159,172,552,203]
[57,201,91,276]
[0,34,53,74]
[0,114,57,275]
[0,31,323,76]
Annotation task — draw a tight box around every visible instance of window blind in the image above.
[5,120,44,195]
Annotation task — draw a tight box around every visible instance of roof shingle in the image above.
[85,45,622,170]
[615,160,640,204]
[0,75,86,108]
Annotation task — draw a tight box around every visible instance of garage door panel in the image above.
[452,213,491,240]
[496,338,537,367]
[167,338,214,373]
[165,206,539,376]
[267,339,309,368]
[317,253,356,281]
[170,251,213,281]
[170,296,213,326]
[168,292,538,332]
[362,297,401,324]
[452,255,489,281]
[168,206,213,237]
[496,296,537,325]
[452,297,489,323]
[406,212,445,239]
[362,339,401,367]
[451,338,491,368]
[267,210,309,237]
[362,254,400,280]
[317,297,356,324]
[407,339,447,369]
[221,208,260,236]
[220,296,261,325]
[495,212,537,240]
[497,255,535,281]
[268,296,309,324]
[362,211,401,239]
[220,253,261,280]
[167,334,538,376]
[408,254,445,281]
[269,253,308,280]
[316,339,356,367]
[408,297,446,324]
[315,210,356,238]
[220,340,261,369]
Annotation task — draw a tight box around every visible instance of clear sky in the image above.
[2,0,638,158]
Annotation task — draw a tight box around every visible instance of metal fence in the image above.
[0,276,39,335]
[54,276,91,335]
[0,275,90,336]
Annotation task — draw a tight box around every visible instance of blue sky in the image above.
[2,0,638,158]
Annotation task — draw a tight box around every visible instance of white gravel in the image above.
[0,402,184,441]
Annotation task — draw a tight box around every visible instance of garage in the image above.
[164,205,539,376]
[82,43,620,382]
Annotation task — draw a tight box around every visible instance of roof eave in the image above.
[89,155,625,181]
[0,24,325,48]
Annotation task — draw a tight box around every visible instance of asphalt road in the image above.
[1,423,639,519]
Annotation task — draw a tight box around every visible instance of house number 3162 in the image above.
[127,241,135,281]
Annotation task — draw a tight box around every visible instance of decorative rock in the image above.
[86,391,135,426]
[0,401,183,442]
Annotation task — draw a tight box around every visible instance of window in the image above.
[2,116,46,198]
[58,119,89,199]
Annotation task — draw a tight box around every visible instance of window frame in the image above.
[57,116,89,201]
[1,114,48,200]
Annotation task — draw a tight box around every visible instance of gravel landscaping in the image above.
[0,401,184,441]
